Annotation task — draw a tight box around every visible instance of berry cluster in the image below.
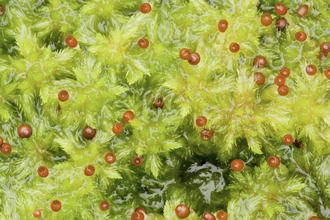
[0,0,329,219]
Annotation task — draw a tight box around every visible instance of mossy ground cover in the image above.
[0,0,329,219]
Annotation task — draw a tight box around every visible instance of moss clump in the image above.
[0,0,329,219]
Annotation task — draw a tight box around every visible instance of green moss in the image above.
[0,0,329,219]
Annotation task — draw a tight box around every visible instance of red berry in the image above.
[122,111,135,123]
[51,200,62,212]
[18,124,32,138]
[179,48,191,60]
[188,52,200,65]
[216,210,228,220]
[274,75,286,86]
[276,18,287,31]
[131,211,145,220]
[33,210,41,218]
[100,201,110,211]
[84,165,95,176]
[0,136,3,146]
[294,140,303,148]
[274,3,287,15]
[254,72,265,85]
[175,204,190,218]
[201,129,213,141]
[317,52,328,60]
[1,143,11,155]
[138,38,149,49]
[218,19,228,32]
[58,90,69,102]
[320,42,330,54]
[196,116,207,127]
[203,212,216,220]
[112,122,124,135]
[229,42,240,53]
[309,216,320,220]
[104,152,116,164]
[135,207,147,213]
[295,31,307,42]
[277,85,289,96]
[139,3,151,14]
[280,67,290,78]
[324,68,330,79]
[283,134,293,145]
[132,156,143,166]
[153,98,164,109]
[37,166,49,178]
[0,4,5,16]
[82,126,96,140]
[296,4,308,18]
[267,155,281,168]
[306,64,317,75]
[65,35,78,48]
[253,56,267,68]
[260,13,272,26]
[231,159,244,171]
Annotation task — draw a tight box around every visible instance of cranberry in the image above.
[218,19,228,32]
[18,124,32,138]
[58,90,69,102]
[253,56,267,68]
[324,68,330,79]
[131,211,145,220]
[283,134,293,145]
[82,126,96,140]
[280,67,290,78]
[231,159,244,172]
[51,200,62,212]
[296,4,308,18]
[33,210,41,218]
[277,85,289,96]
[203,212,216,220]
[320,42,330,54]
[84,165,95,176]
[274,3,287,16]
[254,72,266,85]
[306,64,317,75]
[179,48,191,60]
[65,36,78,48]
[132,156,143,166]
[188,52,201,65]
[216,210,228,220]
[0,4,5,16]
[261,13,272,26]
[229,42,240,53]
[122,111,135,123]
[200,129,213,141]
[139,3,151,14]
[153,98,164,109]
[37,166,49,178]
[274,75,286,86]
[196,116,207,127]
[175,204,190,218]
[112,122,124,135]
[104,152,116,164]
[295,31,307,42]
[267,155,281,168]
[100,201,110,211]
[138,38,149,49]
[1,143,11,155]
[276,18,287,31]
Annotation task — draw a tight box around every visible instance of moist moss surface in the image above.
[0,0,330,219]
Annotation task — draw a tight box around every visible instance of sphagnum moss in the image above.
[0,0,329,219]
